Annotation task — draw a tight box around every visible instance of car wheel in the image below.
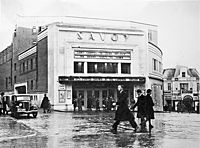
[33,113,37,118]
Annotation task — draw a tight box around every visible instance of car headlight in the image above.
[19,103,22,107]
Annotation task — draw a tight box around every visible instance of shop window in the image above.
[74,62,84,73]
[121,63,130,74]
[88,62,118,73]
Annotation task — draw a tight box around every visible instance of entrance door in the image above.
[87,90,93,109]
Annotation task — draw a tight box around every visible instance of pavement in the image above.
[0,110,200,148]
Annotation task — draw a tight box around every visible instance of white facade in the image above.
[38,18,163,111]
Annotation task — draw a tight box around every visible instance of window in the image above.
[153,59,157,71]
[182,72,185,77]
[31,59,33,70]
[121,63,130,74]
[88,62,118,73]
[180,83,188,90]
[14,63,17,71]
[74,62,84,73]
[167,83,171,90]
[31,80,33,90]
[23,62,25,72]
[26,61,29,71]
[197,83,199,92]
[159,62,162,72]
[6,77,8,89]
[14,76,16,83]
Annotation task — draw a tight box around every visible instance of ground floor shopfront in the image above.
[165,94,199,113]
[57,76,146,111]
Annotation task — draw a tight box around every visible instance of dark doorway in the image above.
[182,95,193,113]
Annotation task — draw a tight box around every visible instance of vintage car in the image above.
[8,94,38,118]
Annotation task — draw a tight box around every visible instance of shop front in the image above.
[58,76,145,110]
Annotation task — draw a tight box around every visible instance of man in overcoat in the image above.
[111,85,138,134]
[144,89,154,129]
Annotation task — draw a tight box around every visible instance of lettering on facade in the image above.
[77,32,129,42]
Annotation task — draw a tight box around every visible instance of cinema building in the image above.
[0,17,163,111]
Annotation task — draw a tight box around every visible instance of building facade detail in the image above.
[163,65,200,112]
[0,17,163,111]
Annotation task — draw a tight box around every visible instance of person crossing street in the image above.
[111,85,138,134]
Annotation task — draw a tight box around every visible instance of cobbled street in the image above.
[0,110,200,148]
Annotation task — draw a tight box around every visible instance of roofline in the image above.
[17,15,158,27]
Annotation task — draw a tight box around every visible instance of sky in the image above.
[0,0,200,72]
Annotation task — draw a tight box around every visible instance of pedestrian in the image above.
[77,94,83,111]
[111,85,138,134]
[0,92,3,115]
[41,94,50,113]
[1,92,6,115]
[144,89,154,129]
[87,97,92,111]
[72,98,77,111]
[95,98,100,111]
[131,89,147,131]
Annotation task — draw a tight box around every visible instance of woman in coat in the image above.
[111,85,138,134]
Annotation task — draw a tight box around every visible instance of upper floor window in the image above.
[153,58,157,71]
[31,80,33,90]
[14,76,16,83]
[182,72,186,77]
[23,62,25,72]
[167,83,171,90]
[197,83,199,92]
[31,59,33,70]
[180,83,188,90]
[88,62,118,73]
[121,63,130,74]
[74,62,84,73]
[14,63,17,71]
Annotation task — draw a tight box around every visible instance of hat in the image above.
[147,89,152,93]
[136,89,142,93]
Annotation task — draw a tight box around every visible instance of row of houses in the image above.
[0,17,199,112]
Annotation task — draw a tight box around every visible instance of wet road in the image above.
[0,111,200,148]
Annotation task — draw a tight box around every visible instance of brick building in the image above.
[0,17,163,111]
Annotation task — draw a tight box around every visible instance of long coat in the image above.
[145,94,155,119]
[41,96,49,109]
[114,90,134,121]
[132,94,146,118]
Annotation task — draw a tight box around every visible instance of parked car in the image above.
[9,94,38,118]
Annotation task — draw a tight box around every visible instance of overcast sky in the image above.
[0,0,200,72]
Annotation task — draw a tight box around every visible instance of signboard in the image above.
[59,90,66,103]
[59,76,145,83]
